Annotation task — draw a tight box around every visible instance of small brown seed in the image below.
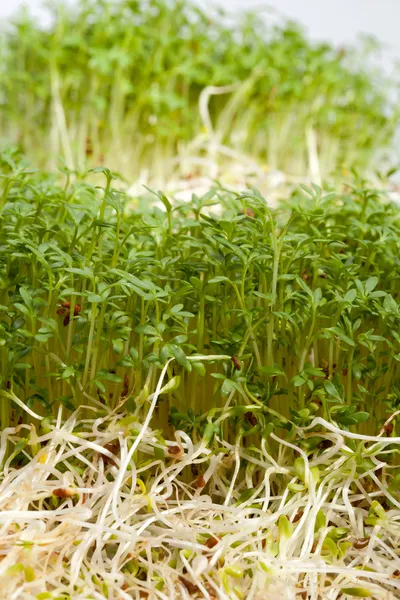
[319,439,332,450]
[121,374,130,397]
[101,441,120,465]
[195,475,206,489]
[178,576,199,594]
[353,537,370,549]
[204,582,217,599]
[293,511,304,523]
[85,137,93,157]
[168,445,182,456]
[231,355,241,371]
[53,488,75,498]
[244,411,257,426]
[244,208,255,217]
[204,536,219,549]
[393,569,400,578]
[382,423,394,435]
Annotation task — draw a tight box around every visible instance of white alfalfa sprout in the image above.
[1,375,400,598]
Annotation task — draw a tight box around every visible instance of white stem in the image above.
[306,125,321,186]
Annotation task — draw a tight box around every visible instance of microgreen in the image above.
[1,1,400,595]
[0,0,399,184]
[0,404,399,598]
[2,156,400,440]
[1,156,400,596]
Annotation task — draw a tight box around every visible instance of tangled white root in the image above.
[0,396,400,600]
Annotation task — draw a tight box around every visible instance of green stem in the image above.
[347,348,354,405]
[82,304,98,390]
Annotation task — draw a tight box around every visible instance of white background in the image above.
[1,0,400,71]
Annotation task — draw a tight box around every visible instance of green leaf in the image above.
[324,380,342,401]
[170,344,188,367]
[104,190,120,212]
[19,329,33,338]
[236,488,257,505]
[130,347,139,361]
[384,294,398,312]
[327,326,355,347]
[327,527,348,541]
[135,324,159,336]
[344,289,357,303]
[192,362,206,376]
[315,510,326,531]
[95,380,106,393]
[19,287,32,307]
[369,500,386,520]
[24,566,35,582]
[157,190,172,212]
[14,303,30,316]
[174,310,195,318]
[87,293,104,303]
[91,166,117,180]
[112,338,125,355]
[61,366,75,379]
[253,291,273,303]
[208,276,229,284]
[340,588,372,597]
[365,276,378,293]
[170,304,184,313]
[354,411,369,423]
[321,536,338,557]
[278,515,293,539]
[304,366,325,377]
[294,457,306,481]
[259,365,285,377]
[65,266,94,279]
[6,563,24,576]
[287,482,306,492]
[189,277,202,292]
[98,371,123,383]
[59,396,75,411]
[221,378,235,396]
[313,288,322,305]
[159,376,181,395]
[35,333,51,343]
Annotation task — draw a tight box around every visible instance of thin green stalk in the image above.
[82,304,98,390]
